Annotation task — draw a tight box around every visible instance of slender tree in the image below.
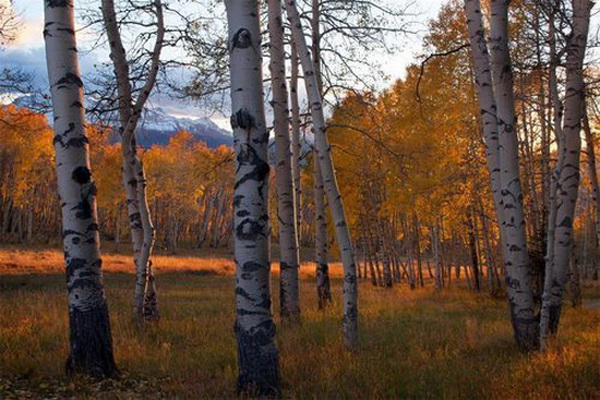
[465,0,537,350]
[268,0,301,322]
[311,0,333,308]
[540,0,592,349]
[285,0,359,349]
[226,0,280,394]
[100,0,164,323]
[43,0,117,377]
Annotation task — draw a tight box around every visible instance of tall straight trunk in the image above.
[268,0,301,320]
[290,40,302,242]
[286,0,358,348]
[466,0,537,350]
[540,1,565,349]
[315,159,332,308]
[44,0,117,377]
[310,0,332,309]
[101,0,162,323]
[226,0,280,395]
[540,0,591,348]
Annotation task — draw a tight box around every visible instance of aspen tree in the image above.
[267,0,301,321]
[44,0,117,377]
[226,0,280,394]
[285,0,359,349]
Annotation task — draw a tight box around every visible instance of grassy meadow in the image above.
[0,245,599,399]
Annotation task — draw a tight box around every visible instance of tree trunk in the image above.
[226,0,280,395]
[290,39,303,244]
[286,0,359,349]
[101,0,162,324]
[540,0,591,348]
[44,0,117,377]
[315,159,332,308]
[466,0,537,350]
[268,0,301,320]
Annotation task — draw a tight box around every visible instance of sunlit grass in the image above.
[0,248,599,398]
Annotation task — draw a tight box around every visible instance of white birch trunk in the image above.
[290,40,303,243]
[44,0,117,377]
[101,0,163,323]
[226,0,280,394]
[268,0,301,321]
[314,158,332,307]
[465,0,537,350]
[540,0,591,349]
[488,0,537,350]
[285,0,359,349]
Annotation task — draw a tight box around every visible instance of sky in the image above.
[2,0,446,126]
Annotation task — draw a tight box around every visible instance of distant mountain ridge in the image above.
[11,95,233,149]
[134,107,233,148]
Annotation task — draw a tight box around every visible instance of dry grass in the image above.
[0,247,599,399]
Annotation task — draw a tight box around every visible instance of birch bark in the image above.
[267,0,301,321]
[285,0,359,348]
[44,0,117,377]
[226,0,280,394]
[315,158,332,308]
[101,0,163,323]
[466,0,537,349]
[540,0,591,348]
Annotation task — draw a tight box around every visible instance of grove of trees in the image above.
[0,0,596,395]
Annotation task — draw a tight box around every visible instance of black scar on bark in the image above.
[233,195,244,207]
[54,134,89,149]
[72,197,92,220]
[236,219,265,241]
[47,0,70,8]
[231,108,256,131]
[235,146,269,190]
[66,258,88,282]
[72,166,92,184]
[231,28,253,51]
[237,209,251,217]
[57,72,84,88]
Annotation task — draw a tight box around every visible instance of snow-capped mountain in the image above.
[10,95,233,149]
[135,107,233,148]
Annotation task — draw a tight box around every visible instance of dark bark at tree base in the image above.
[317,263,332,309]
[66,305,118,378]
[280,262,300,322]
[511,309,540,352]
[235,322,280,397]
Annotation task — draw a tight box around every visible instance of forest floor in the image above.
[0,245,599,399]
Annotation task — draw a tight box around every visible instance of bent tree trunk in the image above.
[472,0,537,350]
[101,0,163,323]
[285,0,359,349]
[267,0,301,321]
[540,0,591,347]
[44,0,117,377]
[226,0,280,395]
